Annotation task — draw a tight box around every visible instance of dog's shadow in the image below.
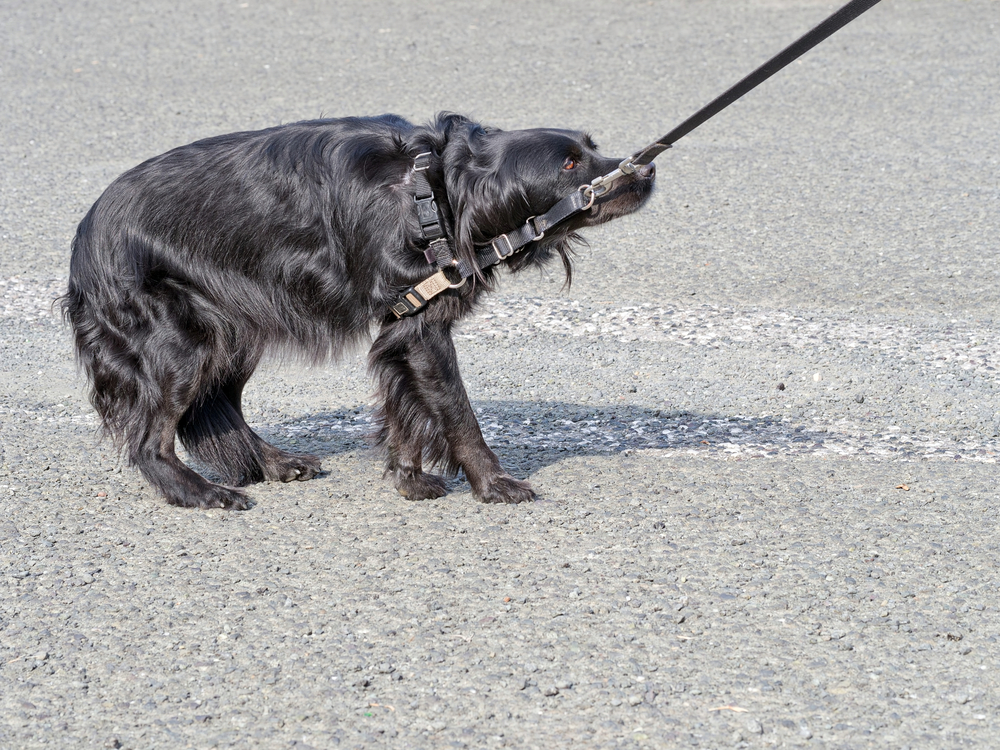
[250,401,819,480]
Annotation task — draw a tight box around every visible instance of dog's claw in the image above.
[165,484,249,511]
[266,452,322,483]
[215,490,250,511]
[204,486,249,510]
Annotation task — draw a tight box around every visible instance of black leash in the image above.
[392,0,884,318]
[625,0,884,170]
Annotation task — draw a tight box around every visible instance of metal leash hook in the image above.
[580,156,642,209]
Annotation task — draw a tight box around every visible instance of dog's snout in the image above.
[638,162,655,179]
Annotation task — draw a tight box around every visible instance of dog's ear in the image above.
[439,127,528,281]
[433,112,500,138]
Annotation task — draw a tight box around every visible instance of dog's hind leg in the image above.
[178,373,322,486]
[132,418,250,510]
[101,355,251,510]
[126,355,255,509]
[65,290,248,509]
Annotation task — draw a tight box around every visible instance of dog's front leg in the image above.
[370,318,535,504]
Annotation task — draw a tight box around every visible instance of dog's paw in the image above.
[266,452,322,483]
[202,485,250,510]
[477,475,536,504]
[395,471,449,501]
[166,483,249,511]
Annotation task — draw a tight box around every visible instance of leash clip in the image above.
[580,156,639,208]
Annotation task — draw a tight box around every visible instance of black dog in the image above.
[63,113,654,509]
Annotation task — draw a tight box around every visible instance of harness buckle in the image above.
[415,196,440,225]
[492,233,515,261]
[526,216,545,242]
[413,152,432,171]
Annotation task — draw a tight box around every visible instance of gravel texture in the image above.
[2,1,1000,748]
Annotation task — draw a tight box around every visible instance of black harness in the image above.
[391,0,884,319]
[390,154,591,318]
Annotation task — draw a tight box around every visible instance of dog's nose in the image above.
[638,162,655,179]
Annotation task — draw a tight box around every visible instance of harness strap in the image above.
[461,189,588,277]
[412,152,446,246]
[390,152,461,318]
[392,185,589,318]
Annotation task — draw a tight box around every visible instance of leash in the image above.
[392,0,884,319]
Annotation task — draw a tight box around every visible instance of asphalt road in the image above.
[2,1,1000,747]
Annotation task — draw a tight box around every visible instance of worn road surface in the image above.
[2,1,999,747]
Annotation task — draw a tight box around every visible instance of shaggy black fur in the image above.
[63,113,655,509]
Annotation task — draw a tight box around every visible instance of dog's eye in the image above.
[563,157,577,171]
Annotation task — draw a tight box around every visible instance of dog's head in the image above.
[437,115,655,283]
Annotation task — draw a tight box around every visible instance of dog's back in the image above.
[66,116,418,343]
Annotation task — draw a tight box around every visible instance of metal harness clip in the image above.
[526,216,545,241]
[413,152,432,171]
[492,233,515,261]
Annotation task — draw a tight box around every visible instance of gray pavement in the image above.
[2,0,1000,747]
